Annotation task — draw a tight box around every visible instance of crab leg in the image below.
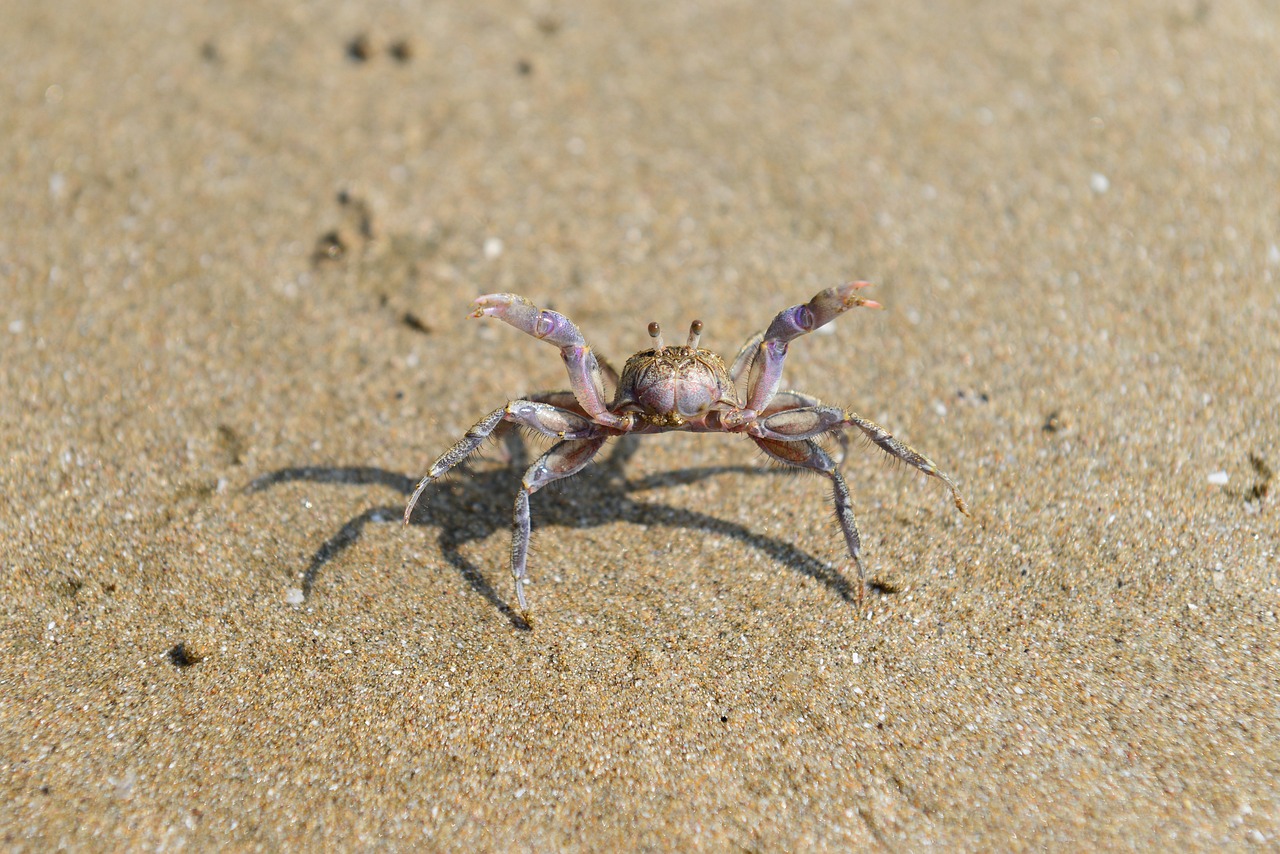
[511,436,608,615]
[403,401,601,524]
[752,436,867,601]
[471,294,632,432]
[728,330,764,384]
[725,283,881,426]
[751,405,969,514]
[757,389,850,464]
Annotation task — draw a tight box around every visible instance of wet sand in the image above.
[2,0,1277,848]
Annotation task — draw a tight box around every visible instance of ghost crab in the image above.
[405,282,968,618]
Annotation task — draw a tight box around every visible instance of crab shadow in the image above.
[247,435,861,629]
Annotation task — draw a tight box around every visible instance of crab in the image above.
[404,282,969,618]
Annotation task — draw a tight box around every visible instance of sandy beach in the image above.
[2,0,1277,848]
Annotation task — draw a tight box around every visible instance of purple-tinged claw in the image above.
[470,293,535,323]
[762,281,879,344]
[806,280,879,325]
[469,293,586,349]
[465,292,627,429]
[742,281,884,412]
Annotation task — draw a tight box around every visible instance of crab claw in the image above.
[470,293,586,349]
[841,280,883,312]
[763,281,880,344]
[467,293,629,430]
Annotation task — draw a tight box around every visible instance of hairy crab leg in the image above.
[597,357,621,392]
[751,405,969,514]
[758,389,851,464]
[403,401,602,524]
[752,436,868,603]
[511,436,609,616]
[728,330,764,384]
[520,390,590,416]
[471,294,632,432]
[723,282,881,427]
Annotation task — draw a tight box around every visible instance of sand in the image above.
[2,0,1277,849]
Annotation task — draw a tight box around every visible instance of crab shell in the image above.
[613,346,736,428]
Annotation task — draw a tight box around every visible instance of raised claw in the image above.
[471,293,586,349]
[468,293,629,430]
[762,281,881,344]
[739,282,882,414]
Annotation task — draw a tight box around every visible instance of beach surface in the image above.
[2,0,1277,848]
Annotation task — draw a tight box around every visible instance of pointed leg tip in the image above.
[849,555,868,607]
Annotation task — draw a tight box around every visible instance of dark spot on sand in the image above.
[59,575,84,597]
[1042,410,1063,433]
[168,642,202,668]
[401,311,432,335]
[313,230,347,264]
[389,39,413,63]
[516,58,533,76]
[868,579,900,595]
[346,33,374,63]
[1245,452,1272,502]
